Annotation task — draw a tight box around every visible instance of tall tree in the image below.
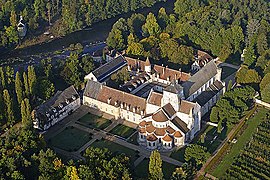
[142,13,161,37]
[149,150,163,180]
[0,67,6,89]
[23,72,30,97]
[28,66,37,95]
[15,72,24,106]
[3,89,15,125]
[21,98,31,127]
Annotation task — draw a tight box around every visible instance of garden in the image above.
[49,126,92,152]
[109,124,136,139]
[77,113,112,130]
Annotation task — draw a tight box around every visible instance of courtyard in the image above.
[109,124,136,139]
[78,113,112,129]
[48,126,92,152]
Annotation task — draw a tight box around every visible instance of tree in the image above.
[261,83,270,103]
[28,66,37,95]
[142,13,161,37]
[0,67,6,89]
[15,72,24,105]
[80,55,94,75]
[260,73,270,91]
[3,89,15,125]
[35,78,55,100]
[21,98,31,127]
[257,33,268,55]
[106,28,126,50]
[149,150,163,180]
[23,72,30,98]
[4,26,19,45]
[157,7,169,30]
[10,10,17,27]
[171,167,187,180]
[243,46,256,67]
[184,144,210,166]
[236,67,261,84]
[127,13,145,34]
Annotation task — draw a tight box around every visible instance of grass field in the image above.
[90,139,139,162]
[211,108,269,177]
[49,126,92,152]
[110,124,136,138]
[78,113,112,130]
[221,66,237,80]
[134,158,176,179]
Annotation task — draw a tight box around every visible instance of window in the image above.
[159,138,161,143]
[127,115,129,119]
[149,142,151,146]
[168,143,170,147]
[141,135,143,138]
[164,143,166,147]
[153,142,155,146]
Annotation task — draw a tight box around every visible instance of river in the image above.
[1,0,175,60]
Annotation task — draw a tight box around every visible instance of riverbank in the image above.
[0,0,175,61]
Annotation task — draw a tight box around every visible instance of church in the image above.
[83,54,225,150]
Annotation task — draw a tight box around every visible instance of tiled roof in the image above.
[164,83,183,94]
[193,80,224,106]
[162,134,173,142]
[155,128,166,136]
[146,122,155,133]
[147,134,158,141]
[97,86,146,114]
[148,91,163,106]
[139,120,146,127]
[125,56,146,71]
[182,60,218,98]
[179,100,196,114]
[167,126,176,134]
[174,131,182,138]
[172,116,189,134]
[153,65,190,82]
[91,55,127,82]
[152,109,169,122]
[139,127,146,133]
[162,103,176,118]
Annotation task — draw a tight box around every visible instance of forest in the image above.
[0,0,165,50]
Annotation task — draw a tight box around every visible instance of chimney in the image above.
[107,97,111,104]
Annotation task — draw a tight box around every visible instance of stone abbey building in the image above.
[83,54,225,150]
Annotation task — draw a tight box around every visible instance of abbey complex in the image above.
[83,52,225,150]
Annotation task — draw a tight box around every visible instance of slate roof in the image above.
[91,55,126,82]
[193,80,224,106]
[34,86,79,125]
[83,80,102,98]
[182,60,218,98]
[171,116,189,134]
[164,83,184,94]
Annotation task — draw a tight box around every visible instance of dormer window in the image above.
[66,99,70,104]
[71,95,76,100]
[59,103,63,109]
[52,108,57,113]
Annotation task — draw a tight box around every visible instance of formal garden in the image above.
[77,113,112,130]
[109,124,137,139]
[90,139,139,162]
[48,126,92,152]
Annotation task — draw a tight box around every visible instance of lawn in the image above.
[110,124,136,139]
[134,158,176,179]
[90,139,139,162]
[78,113,112,130]
[127,132,139,145]
[221,66,237,80]
[49,126,92,152]
[211,108,269,177]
